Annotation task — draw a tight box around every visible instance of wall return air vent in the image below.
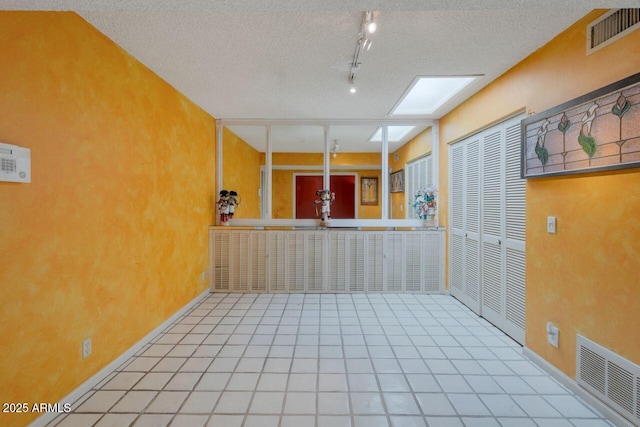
[576,334,640,425]
[587,9,640,54]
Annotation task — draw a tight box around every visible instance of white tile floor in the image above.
[49,293,615,427]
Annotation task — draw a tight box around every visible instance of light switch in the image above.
[547,216,556,234]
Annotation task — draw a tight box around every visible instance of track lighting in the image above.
[348,11,378,91]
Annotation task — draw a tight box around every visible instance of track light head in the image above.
[365,11,377,34]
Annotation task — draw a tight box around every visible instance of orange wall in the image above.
[389,128,433,219]
[0,12,215,426]
[438,10,640,377]
[222,127,261,219]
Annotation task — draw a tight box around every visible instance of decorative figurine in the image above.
[228,190,241,219]
[314,189,335,227]
[413,186,437,226]
[217,190,231,225]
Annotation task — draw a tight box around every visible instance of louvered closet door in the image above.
[449,137,481,314]
[464,139,482,312]
[449,144,465,299]
[407,155,432,218]
[502,117,526,344]
[453,114,525,345]
[481,129,506,327]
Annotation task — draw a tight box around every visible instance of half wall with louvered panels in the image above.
[577,334,640,425]
[209,228,444,294]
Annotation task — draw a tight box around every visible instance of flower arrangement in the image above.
[413,186,437,223]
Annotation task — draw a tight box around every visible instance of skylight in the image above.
[369,126,415,142]
[392,76,476,115]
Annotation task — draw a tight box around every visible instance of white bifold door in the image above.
[449,114,526,344]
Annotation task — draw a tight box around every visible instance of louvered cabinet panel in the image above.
[366,233,384,292]
[504,248,525,343]
[211,229,443,295]
[423,232,441,292]
[230,232,250,291]
[250,232,268,292]
[329,233,347,292]
[306,232,325,292]
[405,234,422,292]
[348,233,366,292]
[287,233,305,292]
[268,233,287,292]
[212,232,230,290]
[385,233,403,292]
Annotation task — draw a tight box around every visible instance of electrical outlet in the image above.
[201,270,209,282]
[547,216,557,234]
[82,338,92,359]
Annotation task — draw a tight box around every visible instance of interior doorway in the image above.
[294,174,356,219]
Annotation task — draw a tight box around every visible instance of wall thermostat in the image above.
[0,142,31,183]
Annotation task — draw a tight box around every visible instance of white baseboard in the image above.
[523,347,635,427]
[30,290,210,427]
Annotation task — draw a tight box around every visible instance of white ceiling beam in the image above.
[219,118,436,127]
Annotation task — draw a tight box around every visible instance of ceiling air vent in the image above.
[577,335,640,425]
[587,9,640,54]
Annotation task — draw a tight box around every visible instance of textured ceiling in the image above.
[2,1,629,151]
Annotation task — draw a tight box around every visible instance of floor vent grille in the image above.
[588,9,640,54]
[577,335,640,425]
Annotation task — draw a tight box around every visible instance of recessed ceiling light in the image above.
[369,126,415,142]
[391,76,477,115]
[350,86,356,93]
